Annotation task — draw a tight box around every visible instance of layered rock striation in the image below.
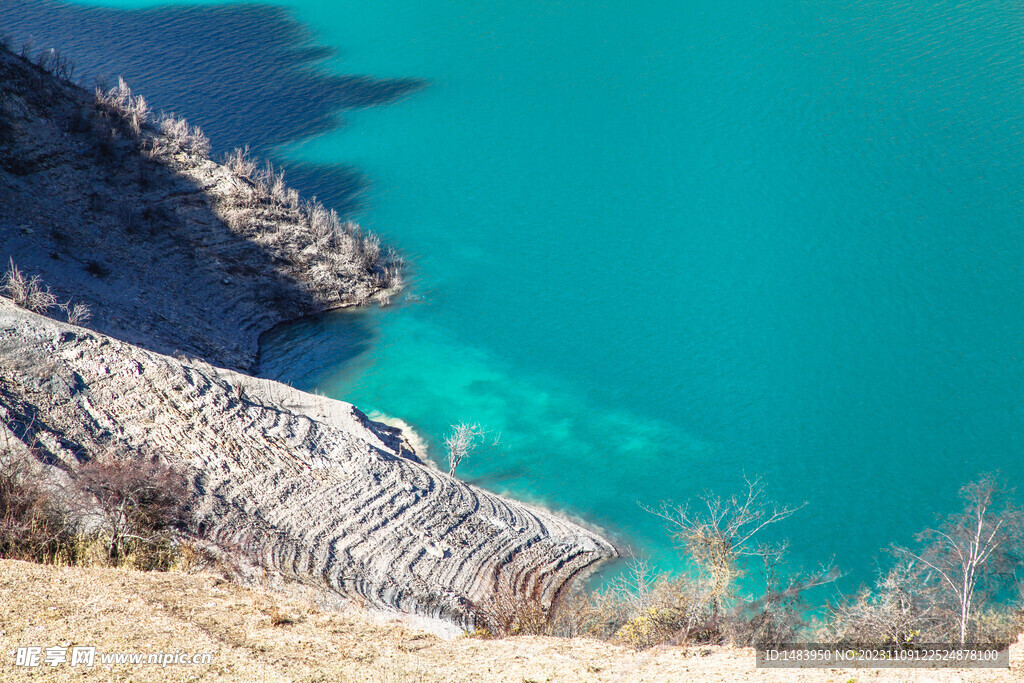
[0,301,616,627]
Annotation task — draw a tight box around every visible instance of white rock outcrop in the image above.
[0,301,617,628]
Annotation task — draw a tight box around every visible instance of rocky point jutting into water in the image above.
[0,43,617,629]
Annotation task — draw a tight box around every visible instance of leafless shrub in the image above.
[305,200,333,241]
[607,560,662,618]
[150,113,211,158]
[58,301,92,327]
[95,77,150,137]
[472,569,556,637]
[224,146,257,179]
[444,422,486,476]
[469,567,633,640]
[249,161,300,211]
[382,250,405,287]
[0,431,195,573]
[0,442,71,563]
[74,450,192,570]
[359,233,382,273]
[605,560,721,649]
[2,258,57,313]
[548,586,630,639]
[825,559,943,646]
[33,48,75,81]
[217,147,405,299]
[728,547,839,648]
[970,606,1023,646]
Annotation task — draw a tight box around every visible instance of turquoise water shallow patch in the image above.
[261,304,718,569]
[7,0,1022,589]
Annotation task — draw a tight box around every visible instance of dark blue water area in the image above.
[259,307,377,389]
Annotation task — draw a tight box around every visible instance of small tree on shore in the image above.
[444,422,486,476]
[894,473,1024,644]
[631,477,837,646]
[648,476,805,622]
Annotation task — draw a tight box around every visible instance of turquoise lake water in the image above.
[4,0,1022,589]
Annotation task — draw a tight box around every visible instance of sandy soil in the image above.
[1,560,1021,682]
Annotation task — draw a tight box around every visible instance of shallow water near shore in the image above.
[6,0,1023,588]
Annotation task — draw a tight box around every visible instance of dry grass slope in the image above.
[1,560,1022,683]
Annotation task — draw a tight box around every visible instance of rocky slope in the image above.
[0,44,618,629]
[0,302,616,628]
[0,43,396,372]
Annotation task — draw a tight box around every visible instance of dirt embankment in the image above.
[0,299,617,629]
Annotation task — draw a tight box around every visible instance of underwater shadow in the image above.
[258,308,376,390]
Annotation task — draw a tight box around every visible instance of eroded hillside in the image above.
[0,43,618,630]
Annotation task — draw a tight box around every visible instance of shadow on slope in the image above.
[0,46,386,370]
[0,0,424,153]
[0,1,426,371]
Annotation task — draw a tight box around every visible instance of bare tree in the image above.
[647,476,806,619]
[75,450,191,564]
[609,558,659,615]
[738,541,839,647]
[894,473,1024,644]
[444,422,486,476]
[826,558,943,646]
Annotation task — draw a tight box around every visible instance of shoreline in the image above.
[0,42,619,630]
[0,44,400,372]
[366,410,435,467]
[256,311,636,581]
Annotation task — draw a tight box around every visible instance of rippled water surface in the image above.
[4,0,1022,587]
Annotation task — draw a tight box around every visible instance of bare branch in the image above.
[444,422,486,477]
